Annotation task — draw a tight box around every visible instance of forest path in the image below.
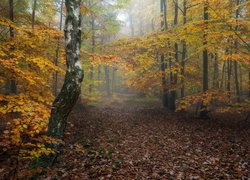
[52,103,250,179]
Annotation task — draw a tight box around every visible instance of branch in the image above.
[172,0,184,14]
[187,3,200,9]
[209,6,250,51]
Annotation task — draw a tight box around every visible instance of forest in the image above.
[0,0,250,179]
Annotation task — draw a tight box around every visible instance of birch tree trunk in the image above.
[40,0,83,167]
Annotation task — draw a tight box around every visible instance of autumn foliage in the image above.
[0,0,250,178]
[0,17,64,159]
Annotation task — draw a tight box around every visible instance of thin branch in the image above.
[209,6,250,51]
[172,0,184,14]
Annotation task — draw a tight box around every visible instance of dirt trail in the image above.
[48,103,250,179]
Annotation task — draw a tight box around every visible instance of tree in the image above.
[54,0,64,96]
[8,0,17,94]
[32,0,37,29]
[40,0,83,167]
[181,0,187,98]
[199,0,209,118]
[234,0,240,103]
[160,0,168,108]
[169,0,179,111]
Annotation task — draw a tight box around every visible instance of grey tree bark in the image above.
[181,0,187,98]
[249,71,250,98]
[200,0,209,118]
[32,0,37,29]
[8,0,17,94]
[40,0,83,167]
[54,0,64,96]
[105,66,111,97]
[227,56,232,94]
[89,13,95,93]
[129,12,135,37]
[169,0,179,111]
[160,0,168,107]
[234,0,240,102]
[213,53,219,88]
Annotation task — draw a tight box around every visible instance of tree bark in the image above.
[162,0,168,30]
[32,0,37,29]
[220,61,226,89]
[129,12,135,37]
[249,71,250,98]
[89,14,95,93]
[105,66,111,97]
[227,58,232,94]
[161,55,168,107]
[139,18,144,36]
[169,0,179,111]
[40,0,83,167]
[151,18,155,31]
[8,0,17,94]
[181,0,187,98]
[160,0,168,107]
[200,0,209,118]
[54,0,64,96]
[213,53,219,88]
[112,67,115,95]
[234,0,240,102]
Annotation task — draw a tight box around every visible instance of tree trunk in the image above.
[169,0,179,111]
[234,0,240,102]
[181,0,187,98]
[40,0,83,167]
[105,66,111,97]
[32,0,37,29]
[239,65,242,94]
[200,0,209,118]
[161,55,168,107]
[249,71,250,98]
[160,0,168,107]
[139,18,143,36]
[151,18,155,31]
[54,0,64,96]
[234,61,240,102]
[89,14,95,93]
[112,67,115,95]
[213,53,219,88]
[220,61,226,89]
[8,0,17,94]
[129,12,135,37]
[227,58,232,94]
[162,0,168,29]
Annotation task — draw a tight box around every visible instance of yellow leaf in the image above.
[3,130,9,134]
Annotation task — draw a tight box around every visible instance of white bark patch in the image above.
[73,7,80,21]
[75,60,82,69]
[65,22,73,46]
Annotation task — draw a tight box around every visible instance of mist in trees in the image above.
[0,0,249,178]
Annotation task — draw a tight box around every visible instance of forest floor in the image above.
[47,97,250,179]
[1,96,250,179]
